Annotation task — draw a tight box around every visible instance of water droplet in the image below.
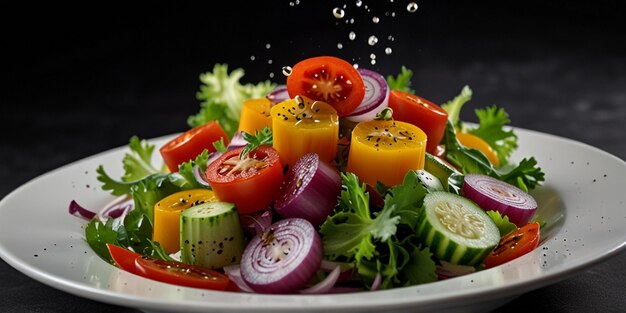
[371,59,376,65]
[268,59,273,64]
[407,2,418,13]
[385,47,393,55]
[368,35,378,46]
[349,31,356,40]
[350,18,355,24]
[388,35,395,41]
[282,66,293,76]
[353,63,359,69]
[356,0,362,7]
[372,16,379,23]
[269,73,275,78]
[296,0,300,4]
[265,43,271,49]
[289,1,294,6]
[337,42,343,49]
[370,53,376,59]
[250,55,256,61]
[333,7,345,19]
[391,12,396,17]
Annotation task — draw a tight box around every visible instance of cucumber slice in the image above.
[416,169,444,192]
[417,191,500,265]
[180,201,246,269]
[424,153,461,190]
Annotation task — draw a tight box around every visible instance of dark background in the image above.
[1,1,625,312]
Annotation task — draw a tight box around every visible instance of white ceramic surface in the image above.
[1,128,625,313]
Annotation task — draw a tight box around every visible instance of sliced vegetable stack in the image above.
[76,55,547,294]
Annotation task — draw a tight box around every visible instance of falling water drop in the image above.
[333,7,345,19]
[289,2,294,6]
[337,43,343,49]
[269,73,275,78]
[370,59,376,65]
[268,59,273,65]
[282,66,293,76]
[356,0,362,7]
[370,53,377,60]
[265,43,271,49]
[368,35,378,46]
[349,31,356,40]
[250,55,256,61]
[407,2,418,13]
[353,63,359,69]
[372,16,379,24]
[385,47,393,55]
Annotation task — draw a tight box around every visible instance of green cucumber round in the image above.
[417,191,500,265]
[180,201,245,269]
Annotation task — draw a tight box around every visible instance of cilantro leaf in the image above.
[240,126,273,158]
[441,85,472,126]
[381,171,426,229]
[386,66,414,93]
[212,138,228,153]
[188,64,276,138]
[486,210,517,237]
[468,105,518,166]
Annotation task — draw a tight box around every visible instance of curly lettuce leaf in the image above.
[468,105,518,166]
[386,66,414,93]
[177,149,211,190]
[441,85,472,126]
[122,136,161,182]
[188,64,276,138]
[486,210,518,237]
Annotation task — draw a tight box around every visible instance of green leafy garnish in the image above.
[240,126,273,158]
[320,171,436,289]
[212,138,228,153]
[486,210,518,237]
[177,149,211,190]
[122,136,161,182]
[469,106,518,166]
[187,64,276,138]
[441,85,472,126]
[386,66,414,93]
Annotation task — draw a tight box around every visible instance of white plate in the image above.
[1,128,626,313]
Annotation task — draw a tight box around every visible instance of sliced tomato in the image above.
[287,56,365,117]
[205,145,283,214]
[388,90,448,154]
[160,121,229,173]
[107,243,142,275]
[483,222,541,268]
[134,256,230,290]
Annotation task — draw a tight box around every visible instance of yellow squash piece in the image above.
[238,98,272,135]
[153,189,217,254]
[271,95,339,167]
[347,119,427,187]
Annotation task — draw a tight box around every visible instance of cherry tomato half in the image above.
[483,222,541,268]
[135,256,230,290]
[205,145,284,214]
[388,90,448,154]
[287,56,365,117]
[107,243,142,275]
[160,121,229,173]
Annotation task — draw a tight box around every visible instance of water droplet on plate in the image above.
[333,7,345,19]
[407,2,418,13]
[349,31,356,40]
[368,35,378,46]
[282,66,293,76]
[385,47,392,55]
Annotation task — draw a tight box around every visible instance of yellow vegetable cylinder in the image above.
[238,98,272,135]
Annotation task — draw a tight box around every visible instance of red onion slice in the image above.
[97,196,134,221]
[192,165,211,188]
[266,85,289,105]
[345,68,389,122]
[223,265,254,293]
[273,153,342,227]
[370,272,382,291]
[68,200,96,220]
[299,265,341,294]
[239,208,273,237]
[436,260,476,280]
[462,174,538,227]
[240,218,323,294]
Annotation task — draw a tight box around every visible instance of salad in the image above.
[70,55,546,294]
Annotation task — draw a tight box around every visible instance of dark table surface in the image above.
[2,2,625,312]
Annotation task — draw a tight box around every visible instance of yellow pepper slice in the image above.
[271,95,339,167]
[237,98,272,135]
[347,119,427,187]
[456,132,500,167]
[153,189,217,253]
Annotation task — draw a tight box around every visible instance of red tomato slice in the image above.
[160,121,229,173]
[388,90,448,154]
[134,256,230,290]
[287,56,365,117]
[205,145,283,214]
[483,222,541,268]
[107,243,142,275]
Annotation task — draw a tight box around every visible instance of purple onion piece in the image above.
[228,131,248,149]
[299,265,341,294]
[370,272,382,291]
[97,196,134,221]
[273,153,342,227]
[68,200,96,220]
[223,265,254,293]
[436,260,476,280]
[239,208,273,237]
[462,174,538,227]
[240,218,323,294]
[346,68,389,122]
[192,165,211,188]
[266,85,290,105]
